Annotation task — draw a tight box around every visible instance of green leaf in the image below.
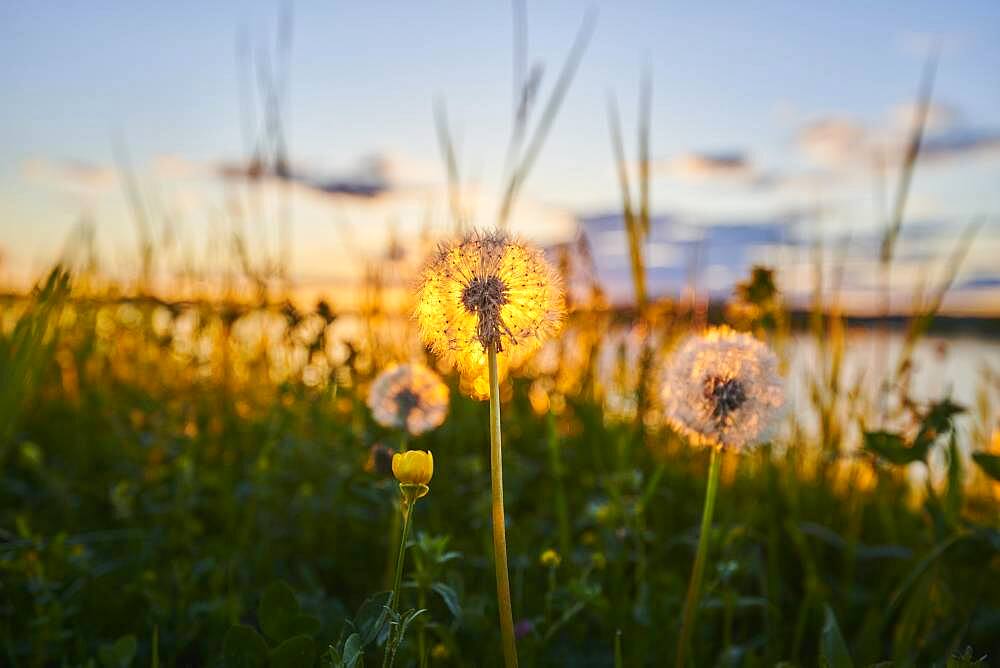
[223,625,269,668]
[293,614,322,637]
[947,646,988,666]
[340,634,364,668]
[864,431,926,465]
[259,581,301,643]
[269,635,316,668]
[431,582,462,619]
[972,453,1000,482]
[397,608,426,638]
[98,635,137,668]
[354,591,391,647]
[819,605,853,668]
[913,398,965,452]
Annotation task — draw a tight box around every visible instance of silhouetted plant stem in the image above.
[675,447,722,668]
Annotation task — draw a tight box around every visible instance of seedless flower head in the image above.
[662,327,784,451]
[415,231,564,373]
[367,364,449,436]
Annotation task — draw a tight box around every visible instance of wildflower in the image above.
[431,644,450,660]
[367,363,449,436]
[539,548,562,569]
[387,450,435,639]
[662,326,784,451]
[414,230,564,372]
[392,450,434,487]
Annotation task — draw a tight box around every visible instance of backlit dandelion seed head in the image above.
[414,231,564,374]
[662,327,784,451]
[367,363,449,436]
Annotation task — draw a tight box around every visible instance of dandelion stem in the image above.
[675,446,722,668]
[488,343,519,668]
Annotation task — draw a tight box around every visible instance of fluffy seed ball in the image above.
[662,327,784,451]
[414,230,564,373]
[367,363,449,436]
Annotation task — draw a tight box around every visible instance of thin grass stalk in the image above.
[488,343,518,667]
[675,447,722,668]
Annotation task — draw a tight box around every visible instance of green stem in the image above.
[383,433,409,589]
[389,503,413,617]
[383,501,413,668]
[488,344,519,668]
[675,447,722,668]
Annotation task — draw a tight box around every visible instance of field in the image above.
[1,264,999,667]
[3,4,1000,667]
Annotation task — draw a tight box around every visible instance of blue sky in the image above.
[1,1,998,308]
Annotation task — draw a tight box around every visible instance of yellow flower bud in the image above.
[392,450,434,486]
[539,548,561,568]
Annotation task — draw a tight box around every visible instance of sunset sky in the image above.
[2,1,998,311]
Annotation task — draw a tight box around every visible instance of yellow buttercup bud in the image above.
[539,548,561,568]
[392,450,434,486]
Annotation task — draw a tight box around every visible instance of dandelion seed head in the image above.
[662,327,784,451]
[415,230,564,373]
[367,363,449,436]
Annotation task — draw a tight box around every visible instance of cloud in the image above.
[890,101,958,133]
[21,158,117,192]
[151,154,205,179]
[797,102,1000,169]
[797,119,869,166]
[661,151,755,182]
[919,127,1000,161]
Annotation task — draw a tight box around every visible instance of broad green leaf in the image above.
[431,582,462,619]
[341,634,364,668]
[354,591,391,647]
[259,581,301,643]
[864,431,926,465]
[819,605,853,668]
[269,635,316,668]
[972,453,1000,482]
[223,625,268,668]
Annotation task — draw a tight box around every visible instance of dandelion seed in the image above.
[367,363,449,436]
[662,327,784,451]
[414,230,565,373]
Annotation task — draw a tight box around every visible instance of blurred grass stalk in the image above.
[0,268,70,465]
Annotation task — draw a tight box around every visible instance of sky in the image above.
[1,1,999,311]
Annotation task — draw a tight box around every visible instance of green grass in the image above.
[1,285,997,667]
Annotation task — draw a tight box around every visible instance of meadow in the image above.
[1,257,998,667]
